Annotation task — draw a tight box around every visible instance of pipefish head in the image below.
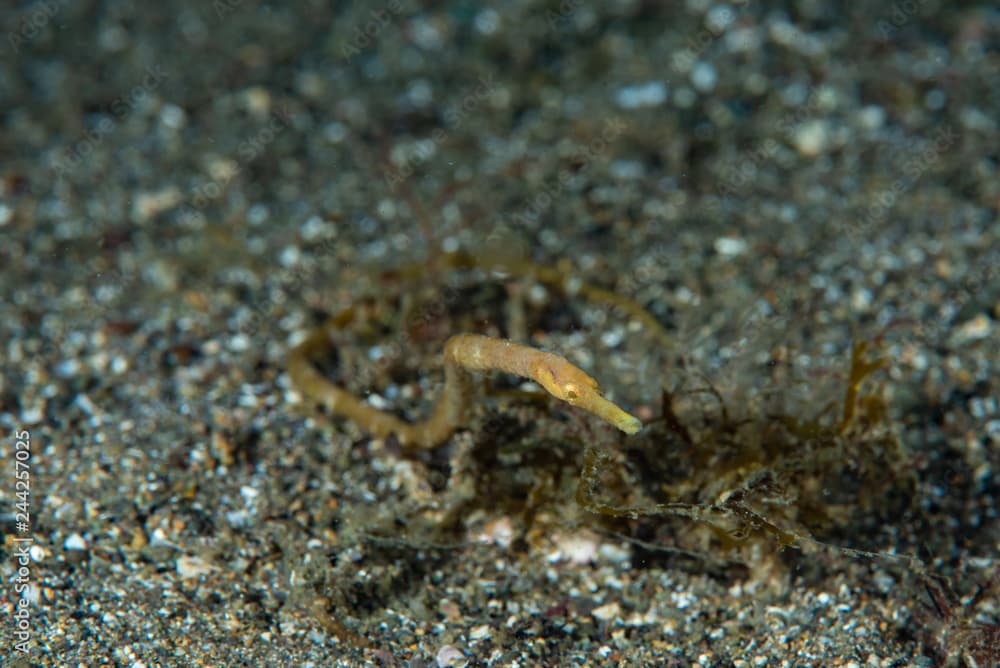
[535,356,601,406]
[535,353,642,435]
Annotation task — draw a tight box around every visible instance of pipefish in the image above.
[289,249,670,450]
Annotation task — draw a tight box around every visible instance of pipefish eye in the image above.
[563,383,579,401]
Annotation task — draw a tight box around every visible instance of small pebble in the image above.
[950,313,991,344]
[176,555,214,579]
[714,236,748,256]
[793,119,831,156]
[691,62,718,92]
[469,624,491,640]
[614,81,668,109]
[591,602,621,622]
[436,645,466,668]
[64,534,88,551]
